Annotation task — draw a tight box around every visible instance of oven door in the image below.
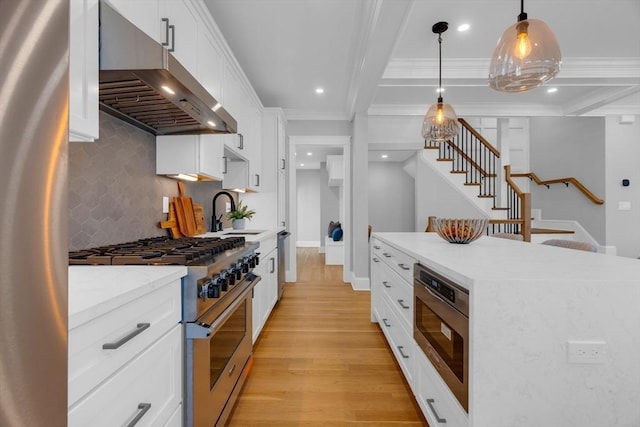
[414,280,469,411]
[185,274,260,427]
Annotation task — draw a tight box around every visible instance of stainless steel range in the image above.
[69,236,261,427]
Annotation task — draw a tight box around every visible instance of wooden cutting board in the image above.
[175,181,197,237]
[193,203,206,235]
[159,202,182,239]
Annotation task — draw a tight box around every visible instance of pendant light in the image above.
[422,21,460,143]
[488,0,561,92]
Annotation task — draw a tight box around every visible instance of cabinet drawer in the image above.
[379,265,413,330]
[415,348,468,427]
[378,297,415,387]
[163,403,183,427]
[376,240,416,283]
[69,282,181,406]
[68,325,182,427]
[259,235,277,254]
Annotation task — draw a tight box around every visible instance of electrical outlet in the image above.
[567,340,606,364]
[226,202,231,213]
[162,196,169,214]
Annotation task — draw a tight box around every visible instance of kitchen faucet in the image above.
[211,191,236,232]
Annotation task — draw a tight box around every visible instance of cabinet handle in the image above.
[382,252,391,258]
[372,257,379,263]
[238,133,244,150]
[382,318,391,327]
[397,299,410,309]
[281,221,286,226]
[161,18,170,47]
[398,263,411,271]
[126,403,151,427]
[168,24,175,52]
[228,363,237,377]
[382,281,391,288]
[373,245,381,250]
[255,174,260,187]
[426,399,447,424]
[280,158,286,170]
[102,323,150,350]
[397,345,410,359]
[222,156,228,174]
[270,257,275,274]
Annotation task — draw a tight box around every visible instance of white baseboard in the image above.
[350,273,370,291]
[319,247,325,253]
[296,240,320,247]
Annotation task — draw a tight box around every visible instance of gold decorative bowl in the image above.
[432,218,488,244]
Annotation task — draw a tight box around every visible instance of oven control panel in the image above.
[415,264,469,317]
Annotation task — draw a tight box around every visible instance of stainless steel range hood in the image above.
[99,2,237,135]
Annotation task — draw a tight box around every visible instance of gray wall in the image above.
[296,169,321,245]
[69,112,235,250]
[605,115,640,258]
[287,120,352,136]
[529,117,606,244]
[368,161,415,232]
[320,162,340,248]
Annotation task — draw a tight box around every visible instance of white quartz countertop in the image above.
[195,227,284,243]
[372,232,640,289]
[68,266,187,330]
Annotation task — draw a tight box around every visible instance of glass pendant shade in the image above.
[422,99,460,142]
[488,18,561,92]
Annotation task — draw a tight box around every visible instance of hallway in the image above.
[228,247,427,426]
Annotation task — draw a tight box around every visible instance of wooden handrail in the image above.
[511,172,604,205]
[503,165,532,242]
[443,140,494,177]
[458,118,501,157]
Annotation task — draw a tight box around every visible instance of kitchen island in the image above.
[371,232,640,427]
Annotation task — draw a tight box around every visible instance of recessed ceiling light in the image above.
[547,87,558,93]
[381,154,389,159]
[207,121,216,128]
[315,88,324,94]
[161,85,175,95]
[307,152,313,156]
[300,163,305,167]
[436,88,445,93]
[457,23,470,32]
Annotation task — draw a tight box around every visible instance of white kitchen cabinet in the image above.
[251,236,278,344]
[69,0,99,142]
[104,0,199,76]
[68,267,185,427]
[156,134,225,181]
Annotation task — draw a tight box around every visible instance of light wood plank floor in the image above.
[227,247,428,426]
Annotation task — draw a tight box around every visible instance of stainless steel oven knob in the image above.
[207,279,221,299]
[219,272,229,292]
[198,279,211,300]
[254,253,260,266]
[226,268,236,286]
[234,265,242,280]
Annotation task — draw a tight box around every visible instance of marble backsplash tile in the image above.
[69,112,231,250]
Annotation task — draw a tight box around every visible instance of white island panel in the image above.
[372,232,640,427]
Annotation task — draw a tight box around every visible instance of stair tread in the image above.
[450,170,468,174]
[491,207,510,210]
[437,158,454,161]
[477,194,496,198]
[464,182,481,186]
[531,227,575,234]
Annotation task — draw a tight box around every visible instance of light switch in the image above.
[618,201,631,211]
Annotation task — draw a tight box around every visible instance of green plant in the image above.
[227,201,256,221]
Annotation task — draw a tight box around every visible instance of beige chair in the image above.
[491,232,524,241]
[541,239,598,252]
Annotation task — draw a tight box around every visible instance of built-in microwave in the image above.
[413,263,469,412]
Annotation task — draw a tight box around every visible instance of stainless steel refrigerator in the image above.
[0,1,69,426]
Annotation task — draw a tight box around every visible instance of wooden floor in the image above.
[227,247,427,426]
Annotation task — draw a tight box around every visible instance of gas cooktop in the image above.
[68,236,247,266]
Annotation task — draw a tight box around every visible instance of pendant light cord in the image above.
[438,32,443,103]
[518,0,527,21]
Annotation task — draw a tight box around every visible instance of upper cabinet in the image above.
[69,0,99,142]
[105,0,199,75]
[156,135,225,181]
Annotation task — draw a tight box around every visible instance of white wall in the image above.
[529,117,606,244]
[415,151,487,231]
[296,169,321,246]
[287,120,352,136]
[605,115,640,258]
[368,160,415,232]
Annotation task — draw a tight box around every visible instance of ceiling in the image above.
[204,0,640,122]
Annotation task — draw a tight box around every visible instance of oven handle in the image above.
[187,274,261,339]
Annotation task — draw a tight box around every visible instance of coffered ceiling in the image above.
[204,0,640,120]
